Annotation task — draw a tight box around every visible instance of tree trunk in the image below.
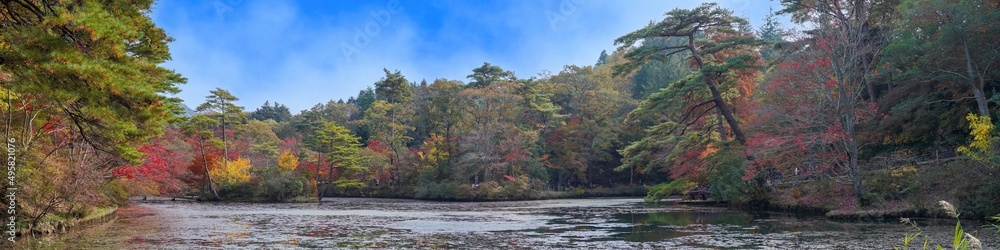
[200,140,220,200]
[316,152,323,200]
[629,164,634,187]
[848,135,864,202]
[687,35,748,145]
[707,80,747,145]
[962,39,991,118]
[717,108,727,141]
[221,116,229,168]
[326,162,336,197]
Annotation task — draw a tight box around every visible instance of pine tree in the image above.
[197,88,247,167]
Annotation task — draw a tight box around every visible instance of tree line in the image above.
[1,0,998,236]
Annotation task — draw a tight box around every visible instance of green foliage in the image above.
[353,87,377,114]
[896,201,981,250]
[1,0,185,163]
[893,0,999,118]
[332,177,367,191]
[310,122,363,170]
[865,166,921,201]
[959,180,1000,219]
[596,50,608,66]
[704,145,760,202]
[242,120,282,168]
[255,167,308,202]
[375,68,413,104]
[217,182,257,200]
[644,178,695,203]
[629,44,692,99]
[991,215,1000,233]
[467,62,516,88]
[197,88,247,125]
[614,3,760,183]
[363,100,414,150]
[249,101,292,122]
[101,178,133,207]
[415,181,462,200]
[756,7,785,61]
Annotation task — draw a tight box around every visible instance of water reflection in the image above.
[19,198,1000,249]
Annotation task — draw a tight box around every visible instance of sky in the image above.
[150,0,791,113]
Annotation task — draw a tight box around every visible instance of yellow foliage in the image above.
[957,113,999,167]
[964,114,993,151]
[890,165,918,178]
[210,158,252,187]
[419,134,449,165]
[698,144,719,159]
[278,150,299,171]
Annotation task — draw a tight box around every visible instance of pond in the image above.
[20,198,999,249]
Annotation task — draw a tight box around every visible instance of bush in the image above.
[415,181,461,200]
[865,165,919,201]
[255,167,307,202]
[218,181,257,200]
[495,177,536,200]
[101,178,132,206]
[959,180,1000,218]
[705,144,766,202]
[645,178,695,202]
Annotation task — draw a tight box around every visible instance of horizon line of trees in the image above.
[2,0,998,237]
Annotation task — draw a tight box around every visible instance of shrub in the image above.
[101,178,132,206]
[644,178,695,202]
[958,180,1000,218]
[218,181,257,200]
[256,167,307,202]
[865,165,919,201]
[415,181,461,200]
[704,144,766,202]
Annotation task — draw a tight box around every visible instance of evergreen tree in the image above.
[467,62,516,88]
[249,101,292,122]
[375,68,412,104]
[197,88,247,165]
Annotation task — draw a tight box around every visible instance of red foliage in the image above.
[366,139,390,154]
[747,36,880,181]
[113,128,193,195]
[186,147,222,185]
[224,128,247,160]
[670,147,708,180]
[503,175,516,182]
[299,154,331,182]
[280,136,300,153]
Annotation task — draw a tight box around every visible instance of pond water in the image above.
[20,198,999,249]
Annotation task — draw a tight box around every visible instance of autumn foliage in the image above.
[210,158,253,188]
[278,150,300,171]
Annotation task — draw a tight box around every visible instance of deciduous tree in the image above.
[363,100,414,185]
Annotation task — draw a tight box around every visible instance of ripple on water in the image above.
[20,198,1000,249]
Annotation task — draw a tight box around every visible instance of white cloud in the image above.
[155,0,790,112]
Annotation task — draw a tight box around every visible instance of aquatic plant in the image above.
[895,200,983,250]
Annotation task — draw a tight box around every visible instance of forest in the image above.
[1,0,998,237]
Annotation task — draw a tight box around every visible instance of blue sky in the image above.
[151,0,791,113]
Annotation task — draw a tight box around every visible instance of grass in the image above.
[30,206,119,235]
